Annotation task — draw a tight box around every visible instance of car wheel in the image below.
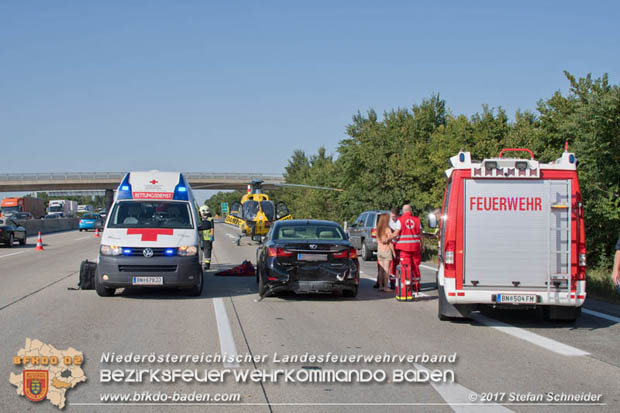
[95,274,115,297]
[79,229,83,232]
[187,272,204,296]
[343,285,358,298]
[361,241,372,261]
[258,271,267,297]
[7,233,14,248]
[19,232,26,246]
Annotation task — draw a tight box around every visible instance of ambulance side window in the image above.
[440,179,453,257]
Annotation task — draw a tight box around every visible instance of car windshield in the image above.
[82,214,99,220]
[261,201,275,221]
[48,206,63,212]
[243,201,260,220]
[275,224,345,240]
[1,207,19,214]
[108,201,193,229]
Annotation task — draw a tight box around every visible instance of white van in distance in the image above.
[95,171,207,297]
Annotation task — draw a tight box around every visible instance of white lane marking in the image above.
[76,236,93,240]
[226,233,237,240]
[583,308,620,324]
[213,298,240,368]
[420,264,437,271]
[0,251,27,259]
[471,313,589,356]
[414,363,514,412]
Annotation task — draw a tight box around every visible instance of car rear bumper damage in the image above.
[266,260,359,293]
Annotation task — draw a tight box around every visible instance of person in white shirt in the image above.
[388,208,401,288]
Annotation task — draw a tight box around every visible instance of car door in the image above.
[10,220,25,241]
[362,212,375,242]
[257,227,273,276]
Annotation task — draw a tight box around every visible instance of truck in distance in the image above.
[47,200,78,217]
[0,196,46,219]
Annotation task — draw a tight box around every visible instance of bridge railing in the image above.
[0,172,283,181]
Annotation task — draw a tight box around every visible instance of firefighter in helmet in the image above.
[199,205,214,269]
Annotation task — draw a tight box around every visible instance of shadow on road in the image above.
[472,306,617,331]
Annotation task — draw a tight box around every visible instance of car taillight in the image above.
[371,228,376,239]
[267,247,293,257]
[445,240,456,270]
[333,248,358,259]
[79,220,84,224]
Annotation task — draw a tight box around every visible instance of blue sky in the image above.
[1,1,618,178]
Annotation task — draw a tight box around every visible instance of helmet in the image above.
[199,205,210,214]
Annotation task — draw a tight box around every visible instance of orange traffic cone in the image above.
[94,228,100,238]
[35,232,44,251]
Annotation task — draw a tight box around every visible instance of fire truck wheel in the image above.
[438,284,474,321]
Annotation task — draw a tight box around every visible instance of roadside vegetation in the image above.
[208,72,620,299]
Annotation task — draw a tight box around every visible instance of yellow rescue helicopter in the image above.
[225,179,341,245]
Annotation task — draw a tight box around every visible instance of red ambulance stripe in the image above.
[127,228,174,242]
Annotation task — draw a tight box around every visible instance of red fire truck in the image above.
[432,146,586,322]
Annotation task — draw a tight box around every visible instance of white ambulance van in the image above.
[432,147,586,321]
[95,171,204,296]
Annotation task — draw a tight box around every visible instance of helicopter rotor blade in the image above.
[275,183,343,192]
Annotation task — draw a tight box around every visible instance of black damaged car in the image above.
[256,220,360,298]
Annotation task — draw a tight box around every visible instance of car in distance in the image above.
[12,212,34,221]
[42,213,62,219]
[79,213,102,231]
[0,218,27,247]
[256,219,360,298]
[346,210,390,261]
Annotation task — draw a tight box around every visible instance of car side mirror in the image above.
[427,212,438,229]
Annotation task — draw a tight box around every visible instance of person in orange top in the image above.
[389,204,424,300]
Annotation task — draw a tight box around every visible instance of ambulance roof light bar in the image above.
[117,173,133,199]
[173,174,189,201]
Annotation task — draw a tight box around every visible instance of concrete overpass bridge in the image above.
[0,172,284,210]
[0,172,284,192]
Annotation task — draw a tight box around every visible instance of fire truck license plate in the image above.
[497,294,537,304]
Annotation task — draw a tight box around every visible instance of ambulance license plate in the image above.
[298,253,327,261]
[497,294,536,304]
[132,276,163,286]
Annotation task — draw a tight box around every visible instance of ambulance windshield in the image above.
[108,201,193,229]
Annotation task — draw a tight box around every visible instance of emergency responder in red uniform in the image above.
[389,204,424,301]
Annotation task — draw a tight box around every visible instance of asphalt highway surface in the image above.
[1,225,620,412]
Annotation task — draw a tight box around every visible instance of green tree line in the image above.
[276,72,619,269]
